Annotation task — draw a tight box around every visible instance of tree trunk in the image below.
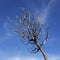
[39,47,48,60]
[36,42,48,60]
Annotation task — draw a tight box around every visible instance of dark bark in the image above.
[39,47,48,60]
[15,9,48,60]
[35,41,48,60]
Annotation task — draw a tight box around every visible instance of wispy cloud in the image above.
[0,22,13,43]
[48,54,60,60]
[7,56,38,60]
[0,50,60,60]
[1,54,60,60]
[37,0,56,24]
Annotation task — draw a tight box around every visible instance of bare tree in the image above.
[15,8,48,60]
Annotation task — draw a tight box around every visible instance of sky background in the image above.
[0,0,60,60]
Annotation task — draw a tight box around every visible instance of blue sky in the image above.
[0,0,60,60]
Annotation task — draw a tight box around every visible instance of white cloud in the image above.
[48,55,60,60]
[0,51,60,60]
[37,0,56,24]
[7,57,20,60]
[5,55,60,60]
[7,56,39,60]
[0,22,13,44]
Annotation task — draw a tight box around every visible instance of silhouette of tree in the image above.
[15,8,48,60]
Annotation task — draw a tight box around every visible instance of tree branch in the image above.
[40,27,48,46]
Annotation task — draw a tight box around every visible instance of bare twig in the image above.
[14,9,48,60]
